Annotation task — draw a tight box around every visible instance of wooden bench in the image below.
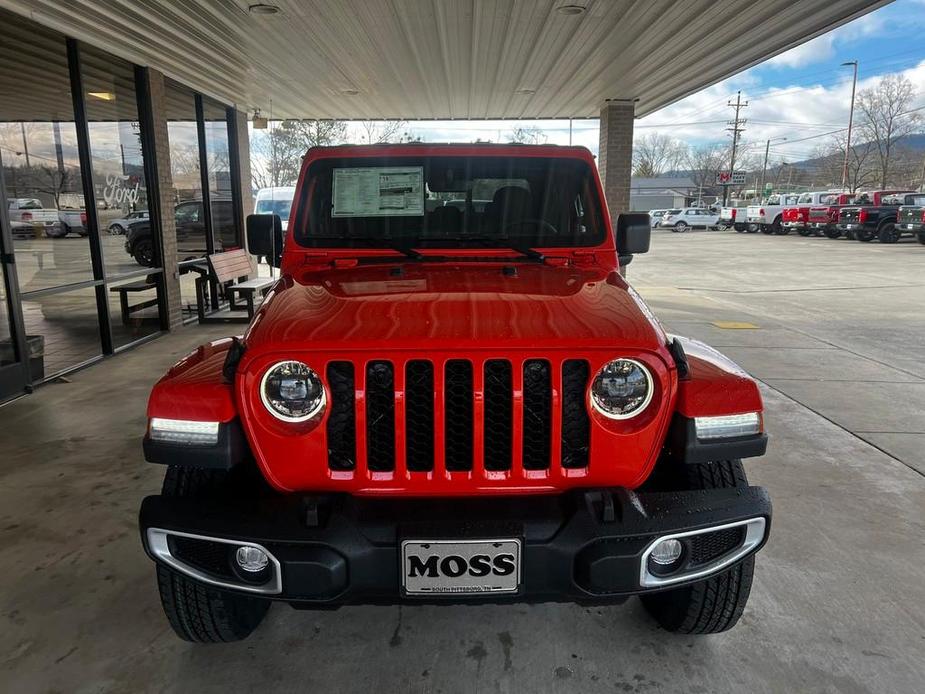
[196,248,274,323]
[109,276,159,325]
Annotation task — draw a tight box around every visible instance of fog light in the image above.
[235,545,269,573]
[649,539,683,566]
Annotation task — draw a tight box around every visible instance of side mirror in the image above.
[246,214,283,267]
[615,212,651,264]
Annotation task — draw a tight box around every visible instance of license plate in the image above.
[846,224,855,229]
[401,539,521,595]
[908,224,915,229]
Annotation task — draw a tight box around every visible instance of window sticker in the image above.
[332,166,424,217]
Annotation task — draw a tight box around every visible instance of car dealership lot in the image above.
[1,230,923,693]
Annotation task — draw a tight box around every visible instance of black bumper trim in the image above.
[668,415,768,464]
[143,419,248,470]
[139,484,771,605]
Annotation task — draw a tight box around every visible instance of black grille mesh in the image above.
[484,360,513,471]
[326,362,356,470]
[169,536,232,578]
[365,361,395,472]
[690,527,745,566]
[522,360,552,470]
[561,360,591,468]
[405,360,435,472]
[444,360,473,471]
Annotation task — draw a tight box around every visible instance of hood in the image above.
[244,262,666,354]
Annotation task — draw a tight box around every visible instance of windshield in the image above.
[293,155,605,249]
[256,198,293,220]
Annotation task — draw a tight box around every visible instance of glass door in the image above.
[0,180,29,401]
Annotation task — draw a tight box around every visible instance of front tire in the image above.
[823,228,842,239]
[674,221,688,232]
[154,467,271,643]
[640,460,756,634]
[855,228,876,242]
[878,223,900,244]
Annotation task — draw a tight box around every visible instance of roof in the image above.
[0,0,889,120]
[631,177,697,192]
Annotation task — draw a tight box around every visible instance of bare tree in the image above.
[632,133,688,177]
[686,143,727,193]
[856,75,922,188]
[249,119,347,188]
[509,126,547,145]
[357,120,409,144]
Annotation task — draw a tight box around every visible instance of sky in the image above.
[374,0,925,167]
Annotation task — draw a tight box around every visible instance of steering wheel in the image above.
[503,219,559,235]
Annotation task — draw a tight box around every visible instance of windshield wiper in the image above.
[306,236,424,260]
[445,236,546,262]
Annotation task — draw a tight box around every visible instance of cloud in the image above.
[767,35,836,69]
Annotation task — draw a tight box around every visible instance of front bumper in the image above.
[139,481,771,605]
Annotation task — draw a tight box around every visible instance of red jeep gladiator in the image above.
[139,144,771,642]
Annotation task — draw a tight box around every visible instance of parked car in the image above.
[781,191,840,236]
[661,207,720,231]
[655,208,680,228]
[139,143,771,643]
[7,198,62,237]
[58,209,88,236]
[107,210,149,235]
[746,193,800,234]
[836,191,917,243]
[254,186,295,231]
[807,193,856,239]
[648,209,668,228]
[896,194,925,245]
[125,198,237,266]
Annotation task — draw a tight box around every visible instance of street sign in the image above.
[716,171,746,185]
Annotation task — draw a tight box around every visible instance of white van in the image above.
[254,186,296,230]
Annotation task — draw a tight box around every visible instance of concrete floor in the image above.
[2,230,924,693]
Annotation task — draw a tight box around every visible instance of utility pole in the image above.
[760,136,787,198]
[724,91,747,205]
[841,60,859,192]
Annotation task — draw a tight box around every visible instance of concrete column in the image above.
[146,69,183,328]
[598,100,635,229]
[232,108,257,276]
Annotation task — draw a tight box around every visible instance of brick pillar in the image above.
[232,108,257,276]
[598,100,635,230]
[147,69,183,328]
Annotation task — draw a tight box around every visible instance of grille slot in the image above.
[365,361,395,472]
[326,362,356,470]
[561,360,591,469]
[405,360,435,472]
[522,360,552,470]
[444,360,473,471]
[484,360,513,471]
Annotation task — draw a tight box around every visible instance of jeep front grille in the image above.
[325,357,591,479]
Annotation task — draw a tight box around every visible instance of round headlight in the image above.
[590,358,653,419]
[260,361,325,422]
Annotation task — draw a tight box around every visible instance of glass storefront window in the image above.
[80,44,151,278]
[164,79,206,317]
[21,286,101,379]
[0,13,93,293]
[202,98,238,251]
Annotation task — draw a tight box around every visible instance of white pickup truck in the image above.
[719,202,755,232]
[58,209,88,236]
[8,198,63,238]
[747,193,800,235]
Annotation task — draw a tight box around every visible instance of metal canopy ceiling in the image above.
[0,0,887,120]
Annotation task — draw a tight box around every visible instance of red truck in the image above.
[139,144,771,642]
[782,191,840,236]
[807,192,856,238]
